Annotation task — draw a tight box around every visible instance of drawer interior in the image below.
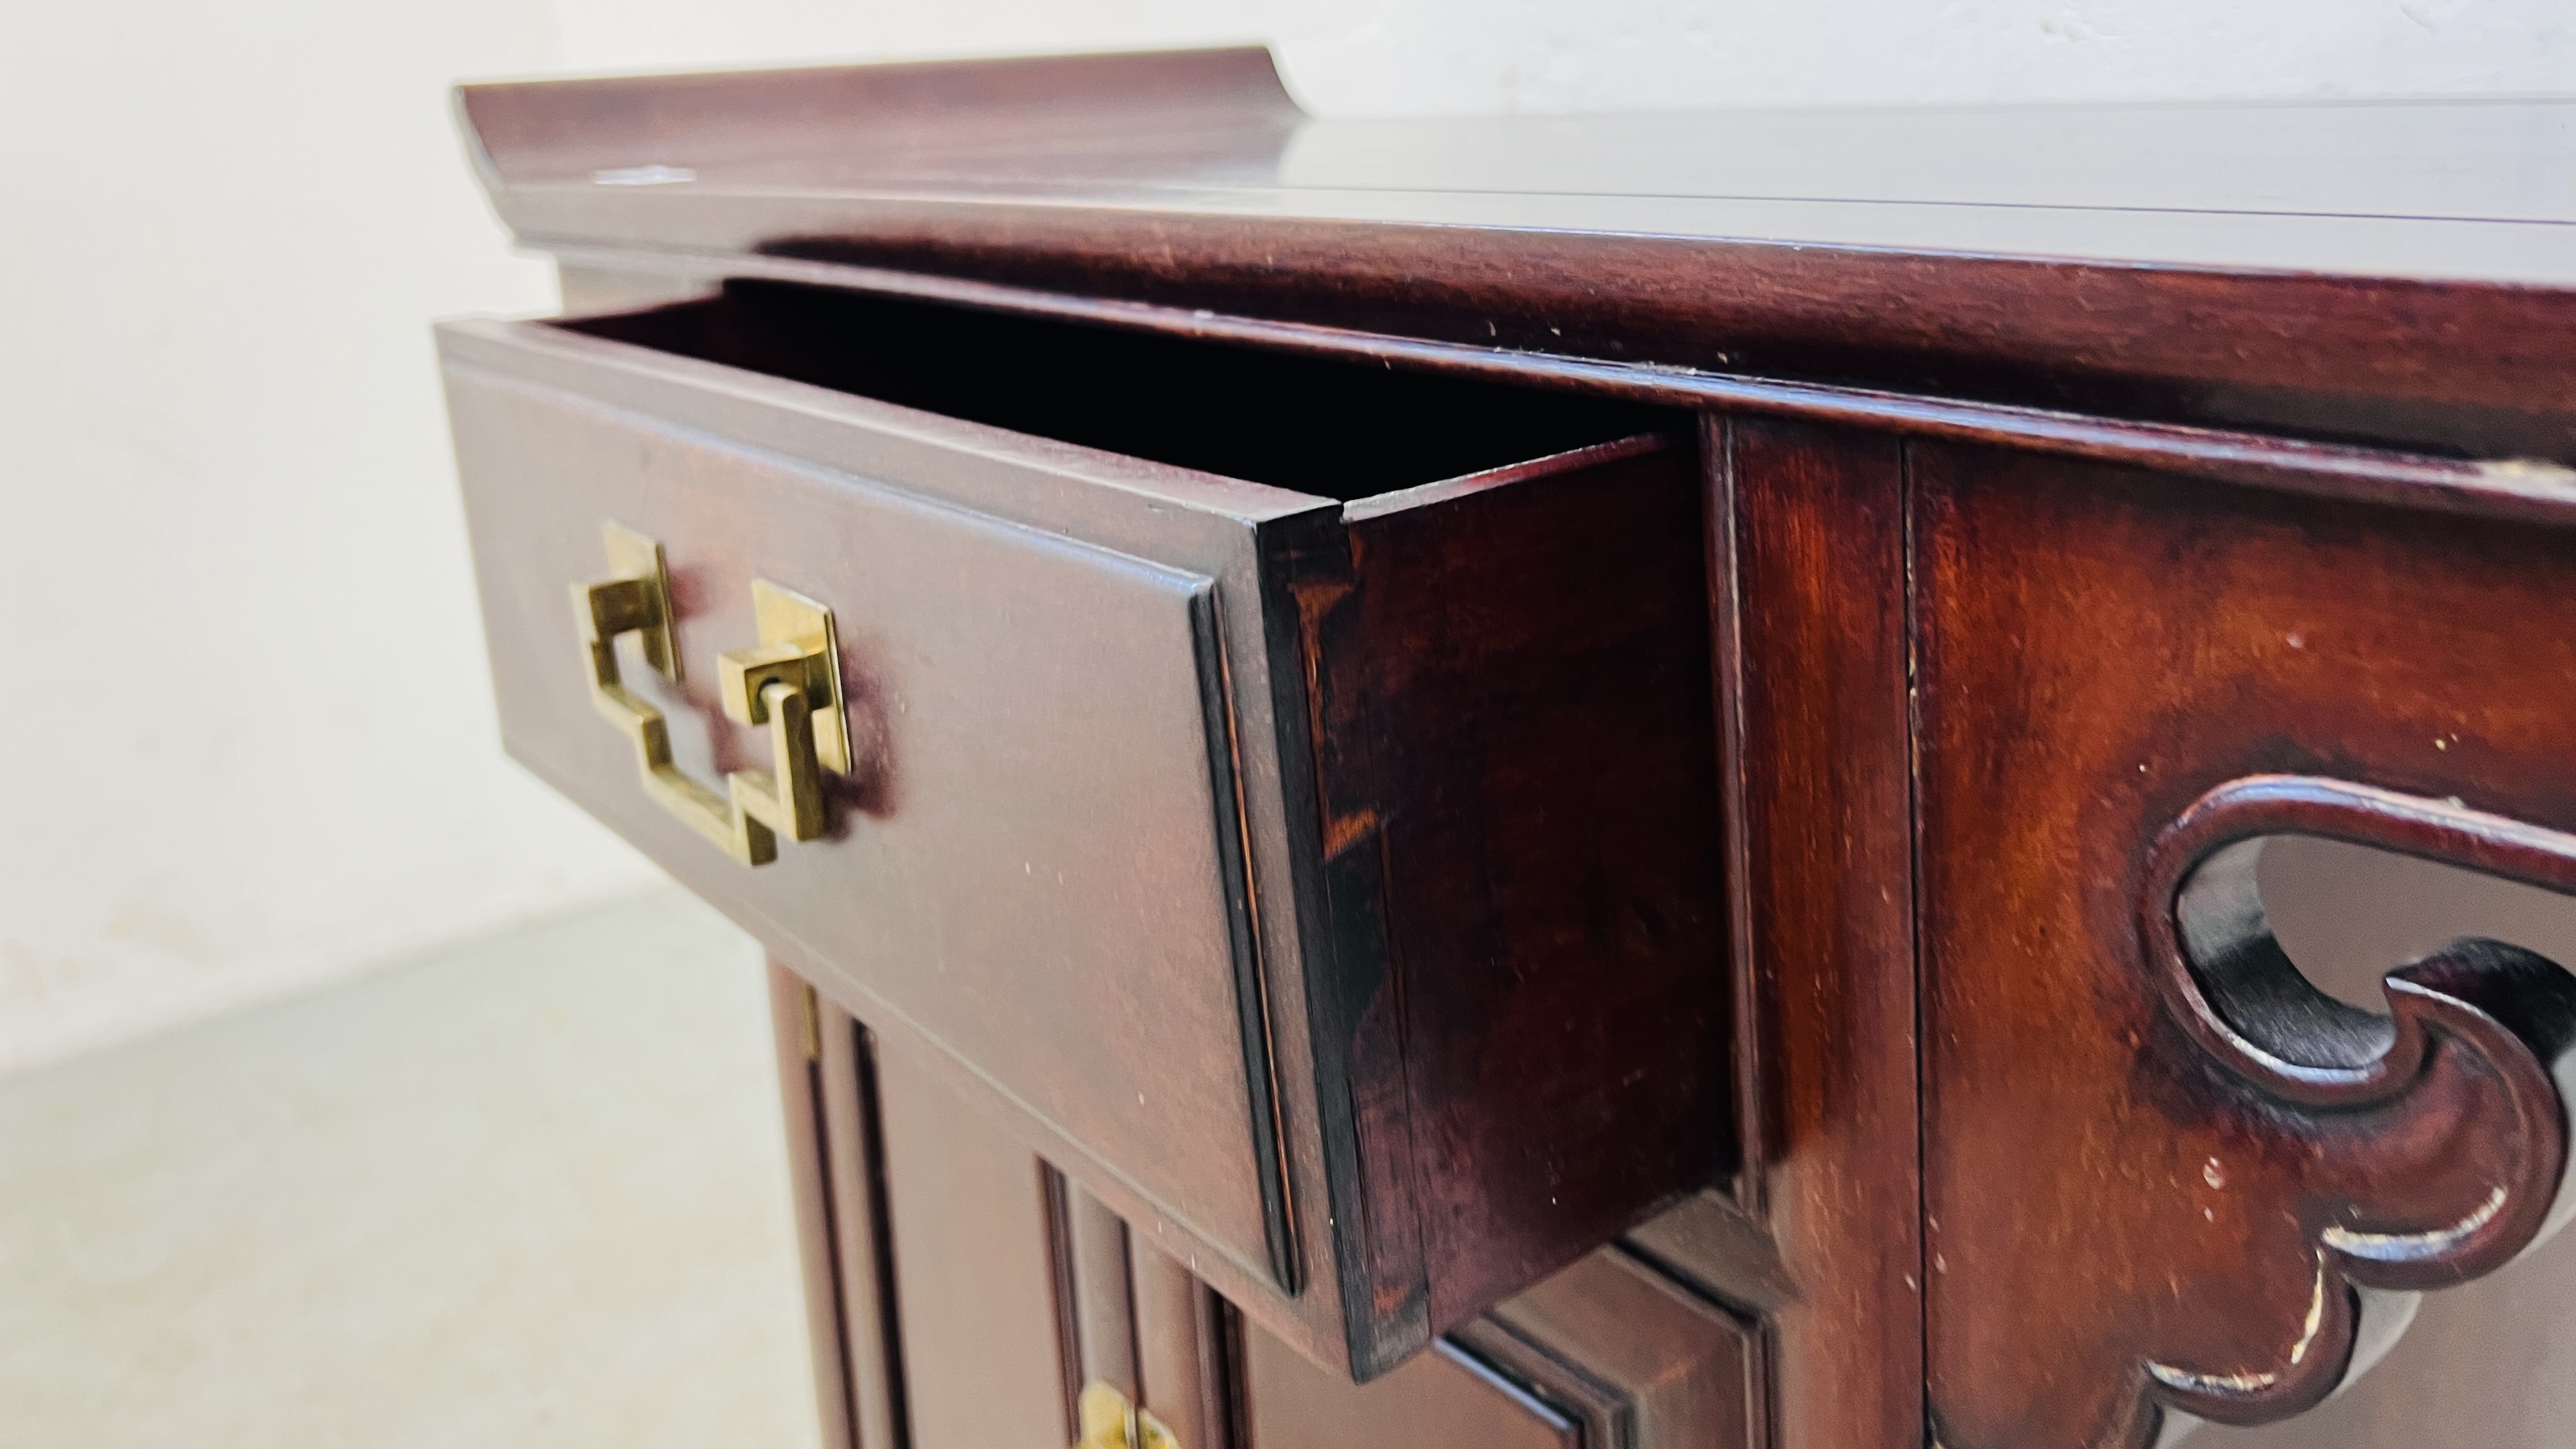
[560,279,1674,498]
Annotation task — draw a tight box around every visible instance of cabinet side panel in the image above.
[1718,417,1925,1449]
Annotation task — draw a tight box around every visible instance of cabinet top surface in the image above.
[456,47,2576,468]
[459,46,2575,286]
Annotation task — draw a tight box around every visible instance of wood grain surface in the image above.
[1289,434,1729,1369]
[1711,417,1925,1449]
[459,50,2576,464]
[445,51,2576,1447]
[447,298,1731,1382]
[1915,441,2576,1448]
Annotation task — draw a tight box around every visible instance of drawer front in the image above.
[443,301,1730,1381]
[444,347,1292,1288]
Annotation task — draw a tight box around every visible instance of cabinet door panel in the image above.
[1132,1244,1225,1449]
[782,963,1765,1449]
[874,1041,1075,1448]
[770,965,860,1449]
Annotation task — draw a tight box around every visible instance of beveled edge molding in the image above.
[535,241,2576,526]
[2130,774,2576,1432]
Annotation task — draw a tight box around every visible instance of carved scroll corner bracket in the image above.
[2129,774,2576,1438]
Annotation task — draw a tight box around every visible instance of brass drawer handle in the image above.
[1073,1381,1179,1449]
[574,523,851,866]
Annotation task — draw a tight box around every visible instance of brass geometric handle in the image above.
[574,522,852,866]
[1071,1381,1179,1449]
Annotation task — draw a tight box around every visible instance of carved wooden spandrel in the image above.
[1913,440,2576,1449]
[2131,778,2576,1440]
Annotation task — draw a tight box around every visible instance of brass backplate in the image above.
[601,521,678,681]
[748,578,851,775]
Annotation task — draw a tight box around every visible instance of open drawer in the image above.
[438,279,1728,1379]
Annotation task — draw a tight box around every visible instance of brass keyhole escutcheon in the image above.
[574,522,852,866]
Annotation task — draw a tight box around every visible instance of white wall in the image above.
[4,0,2567,1076]
[544,0,2574,112]
[544,0,1260,79]
[0,1,648,1075]
[1264,0,2576,115]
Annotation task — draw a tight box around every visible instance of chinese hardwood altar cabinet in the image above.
[439,47,2576,1449]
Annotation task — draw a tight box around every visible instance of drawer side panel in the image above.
[1300,438,1733,1349]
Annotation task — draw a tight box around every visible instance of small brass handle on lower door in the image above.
[1072,1382,1180,1449]
[574,523,852,866]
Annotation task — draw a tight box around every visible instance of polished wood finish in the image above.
[1237,1240,1758,1449]
[873,1036,1073,1448]
[445,317,1299,1287]
[1243,1333,1579,1449]
[1066,1186,1140,1401]
[457,50,2576,465]
[785,983,1761,1449]
[1710,418,1924,1449]
[450,48,2576,1449]
[772,969,909,1449]
[1914,441,2576,1447]
[1486,1246,1761,1448]
[1287,433,1726,1351]
[442,285,1724,1379]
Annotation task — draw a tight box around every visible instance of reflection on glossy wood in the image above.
[2198,846,2576,1449]
[1712,418,1923,1449]
[1914,441,2576,1448]
[448,47,2576,1449]
[1291,436,1729,1358]
[457,50,2576,463]
[1486,1247,1761,1449]
[445,303,1731,1379]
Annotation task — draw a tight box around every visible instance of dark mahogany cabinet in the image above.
[445,278,1724,1381]
[770,967,1763,1449]
[442,45,2576,1449]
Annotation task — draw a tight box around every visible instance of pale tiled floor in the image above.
[0,889,821,1449]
